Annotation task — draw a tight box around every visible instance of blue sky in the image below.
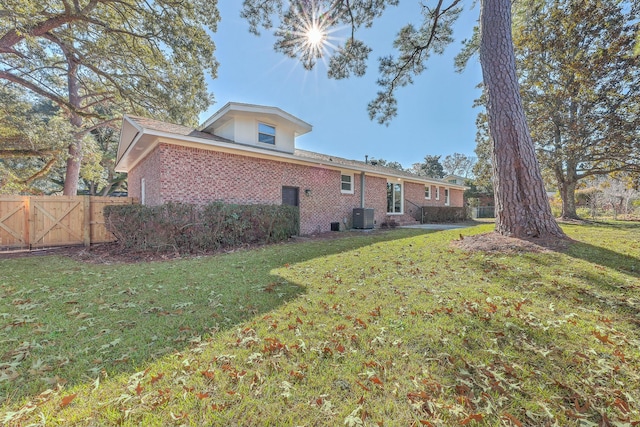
[200,2,484,169]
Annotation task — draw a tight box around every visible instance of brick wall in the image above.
[363,175,388,227]
[128,146,163,206]
[405,183,465,208]
[127,143,466,234]
[144,144,401,234]
[449,187,464,207]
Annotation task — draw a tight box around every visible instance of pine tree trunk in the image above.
[479,0,565,238]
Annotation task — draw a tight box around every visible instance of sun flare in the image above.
[305,25,325,47]
[284,1,344,69]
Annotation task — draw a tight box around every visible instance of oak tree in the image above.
[513,0,640,219]
[241,0,564,238]
[410,154,446,178]
[442,152,476,178]
[0,86,75,193]
[0,0,219,195]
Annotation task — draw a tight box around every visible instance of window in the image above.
[387,182,403,213]
[445,188,450,206]
[341,174,354,194]
[141,178,146,205]
[435,187,440,200]
[258,123,276,144]
[425,185,431,199]
[448,179,457,184]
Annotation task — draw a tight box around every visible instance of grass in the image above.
[1,222,639,426]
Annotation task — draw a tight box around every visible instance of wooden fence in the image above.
[0,196,137,251]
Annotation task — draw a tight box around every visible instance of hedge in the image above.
[104,202,299,253]
[418,206,467,223]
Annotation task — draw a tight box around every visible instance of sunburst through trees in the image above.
[273,1,342,70]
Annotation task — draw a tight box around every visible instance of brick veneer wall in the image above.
[127,144,466,234]
[363,175,389,227]
[130,144,399,235]
[405,182,464,208]
[128,146,163,206]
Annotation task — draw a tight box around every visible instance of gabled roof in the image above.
[199,102,312,137]
[116,115,235,171]
[115,114,466,190]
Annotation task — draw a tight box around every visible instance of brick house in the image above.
[116,102,466,235]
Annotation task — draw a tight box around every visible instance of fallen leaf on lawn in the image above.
[60,393,77,408]
[201,370,215,380]
[370,376,384,387]
[355,380,370,391]
[501,412,523,427]
[170,411,187,421]
[593,331,614,345]
[460,413,483,425]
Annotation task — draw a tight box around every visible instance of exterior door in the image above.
[282,186,299,207]
[386,182,403,213]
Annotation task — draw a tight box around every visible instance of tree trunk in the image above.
[62,57,83,196]
[479,0,565,238]
[559,179,579,219]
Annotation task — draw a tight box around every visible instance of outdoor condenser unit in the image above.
[352,208,374,229]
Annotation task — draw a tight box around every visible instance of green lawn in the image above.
[1,222,639,426]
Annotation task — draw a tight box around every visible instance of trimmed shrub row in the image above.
[419,206,467,223]
[104,202,299,253]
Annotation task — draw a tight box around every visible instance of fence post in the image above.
[83,196,91,247]
[24,196,31,249]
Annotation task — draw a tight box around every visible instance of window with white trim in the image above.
[258,123,276,144]
[141,178,146,205]
[425,185,431,199]
[341,173,354,194]
[445,188,450,206]
[387,181,403,213]
[435,187,440,200]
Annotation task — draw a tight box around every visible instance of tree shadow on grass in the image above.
[0,228,432,406]
[563,240,640,278]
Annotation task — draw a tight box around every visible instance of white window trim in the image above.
[425,185,431,200]
[435,187,440,201]
[340,173,354,194]
[257,122,276,145]
[387,180,404,215]
[445,188,450,206]
[140,178,146,205]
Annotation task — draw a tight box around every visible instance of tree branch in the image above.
[0,0,100,54]
[22,157,59,185]
[0,149,59,158]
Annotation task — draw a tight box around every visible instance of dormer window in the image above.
[258,123,276,144]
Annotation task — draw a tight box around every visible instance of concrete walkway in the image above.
[400,222,476,230]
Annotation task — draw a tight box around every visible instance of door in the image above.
[282,186,299,207]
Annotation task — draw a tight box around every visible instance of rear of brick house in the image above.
[116,102,466,235]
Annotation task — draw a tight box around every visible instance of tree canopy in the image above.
[0,86,78,193]
[410,154,446,178]
[442,152,475,177]
[0,0,220,194]
[513,0,640,219]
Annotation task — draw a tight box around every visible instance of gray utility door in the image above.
[282,186,299,207]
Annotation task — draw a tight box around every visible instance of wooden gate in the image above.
[0,196,137,251]
[0,197,29,250]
